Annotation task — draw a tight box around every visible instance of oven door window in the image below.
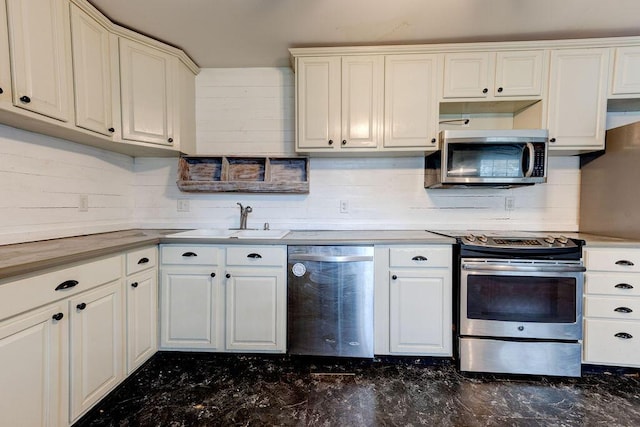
[466,275,576,323]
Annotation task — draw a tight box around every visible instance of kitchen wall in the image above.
[0,124,135,245]
[133,67,581,232]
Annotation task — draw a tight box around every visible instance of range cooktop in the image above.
[428,230,580,250]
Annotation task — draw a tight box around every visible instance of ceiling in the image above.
[88,0,640,69]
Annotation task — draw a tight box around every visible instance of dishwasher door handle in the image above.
[289,254,374,263]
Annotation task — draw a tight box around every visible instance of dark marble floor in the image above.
[74,352,640,426]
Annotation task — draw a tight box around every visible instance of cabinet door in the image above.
[0,0,11,106]
[69,280,124,422]
[160,268,221,349]
[119,37,174,145]
[5,0,71,121]
[443,52,491,98]
[495,50,544,97]
[341,55,382,149]
[296,56,341,149]
[225,267,286,352]
[126,270,158,374]
[384,54,439,149]
[389,269,452,355]
[611,46,640,95]
[70,4,114,136]
[547,48,609,151]
[0,303,66,427]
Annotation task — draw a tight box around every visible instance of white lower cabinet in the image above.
[375,245,453,356]
[583,246,640,367]
[0,302,67,427]
[159,244,286,353]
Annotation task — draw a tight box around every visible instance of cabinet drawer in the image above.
[585,272,640,296]
[584,318,640,367]
[161,245,221,265]
[226,246,286,267]
[126,246,157,275]
[585,296,640,320]
[584,248,640,272]
[389,246,451,268]
[0,255,122,321]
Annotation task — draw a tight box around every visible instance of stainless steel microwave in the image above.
[424,129,548,188]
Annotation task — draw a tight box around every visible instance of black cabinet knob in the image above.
[392,275,398,280]
[226,273,231,278]
[52,313,64,321]
[328,140,333,145]
[108,127,115,133]
[497,87,503,93]
[210,272,216,278]
[76,303,87,311]
[550,138,556,143]
[0,87,3,94]
[20,95,31,103]
[168,138,173,143]
[131,282,139,288]
[431,138,436,143]
[342,140,347,145]
[482,88,488,94]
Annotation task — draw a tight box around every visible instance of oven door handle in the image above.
[289,254,373,263]
[462,263,586,273]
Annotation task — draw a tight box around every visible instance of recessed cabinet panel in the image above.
[119,38,174,145]
[0,0,11,105]
[495,50,544,97]
[443,52,491,98]
[126,272,157,374]
[70,4,113,136]
[384,54,439,149]
[6,0,71,121]
[611,46,640,95]
[341,56,382,148]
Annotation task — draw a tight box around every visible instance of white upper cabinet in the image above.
[610,46,640,96]
[296,55,382,151]
[70,3,115,136]
[546,48,609,151]
[119,37,175,146]
[384,54,440,150]
[443,50,545,99]
[5,0,72,121]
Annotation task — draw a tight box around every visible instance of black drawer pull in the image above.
[247,253,262,259]
[412,256,428,261]
[615,332,633,339]
[615,283,634,290]
[131,282,139,288]
[137,257,150,264]
[182,252,198,257]
[55,280,79,291]
[52,313,64,321]
[76,303,87,311]
[614,307,633,313]
[615,260,635,266]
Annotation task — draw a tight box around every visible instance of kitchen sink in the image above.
[165,229,237,239]
[230,229,290,239]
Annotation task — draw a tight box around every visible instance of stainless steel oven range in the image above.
[451,232,585,377]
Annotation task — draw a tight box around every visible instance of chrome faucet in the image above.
[237,203,252,229]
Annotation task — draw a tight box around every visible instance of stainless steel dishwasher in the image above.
[287,245,374,358]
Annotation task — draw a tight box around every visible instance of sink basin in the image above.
[166,229,237,239]
[231,229,290,239]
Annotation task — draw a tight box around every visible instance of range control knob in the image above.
[544,236,556,245]
[465,234,476,242]
[557,235,569,245]
[477,234,488,243]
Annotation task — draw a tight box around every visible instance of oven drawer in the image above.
[585,296,640,320]
[584,319,640,367]
[389,246,451,268]
[585,272,640,296]
[584,248,640,272]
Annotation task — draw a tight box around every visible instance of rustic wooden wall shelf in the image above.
[177,156,309,193]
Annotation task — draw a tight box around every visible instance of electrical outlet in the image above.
[177,199,190,212]
[78,194,89,212]
[340,200,349,213]
[505,196,515,211]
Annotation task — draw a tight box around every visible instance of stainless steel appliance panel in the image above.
[287,246,374,358]
[459,338,582,377]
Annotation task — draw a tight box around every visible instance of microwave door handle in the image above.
[523,142,535,178]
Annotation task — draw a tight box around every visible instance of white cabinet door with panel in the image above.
[611,46,640,96]
[70,3,115,137]
[5,0,72,121]
[443,52,491,98]
[119,37,174,146]
[0,0,11,106]
[384,54,440,150]
[495,50,545,97]
[69,280,124,423]
[0,303,67,427]
[546,48,609,152]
